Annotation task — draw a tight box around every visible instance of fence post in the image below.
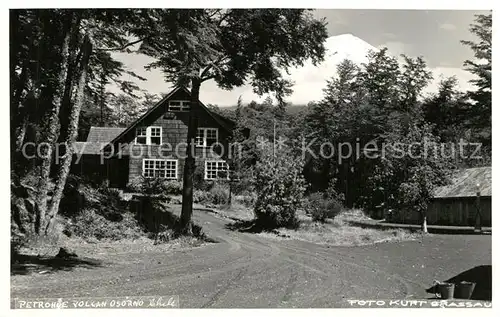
[475,183,482,232]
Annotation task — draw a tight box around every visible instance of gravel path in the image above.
[11,209,491,308]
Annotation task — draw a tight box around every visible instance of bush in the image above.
[58,178,146,241]
[161,180,183,195]
[229,174,254,195]
[127,177,144,193]
[193,190,210,204]
[69,208,144,241]
[127,177,183,195]
[326,178,345,203]
[253,146,306,229]
[306,192,343,223]
[234,192,257,208]
[193,183,230,206]
[193,168,214,191]
[208,183,230,205]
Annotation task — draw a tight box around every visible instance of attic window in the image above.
[168,100,190,112]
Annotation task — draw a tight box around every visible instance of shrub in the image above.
[207,183,230,205]
[69,208,144,241]
[193,190,210,204]
[235,192,257,208]
[127,177,144,193]
[193,183,230,206]
[253,145,306,229]
[306,192,343,222]
[161,180,183,195]
[59,178,124,220]
[229,173,254,195]
[326,178,345,203]
[127,177,183,195]
[193,168,214,191]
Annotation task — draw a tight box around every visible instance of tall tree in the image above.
[33,10,75,234]
[461,12,492,146]
[135,9,328,234]
[422,76,468,142]
[11,9,148,236]
[46,32,93,234]
[397,55,433,114]
[302,59,361,191]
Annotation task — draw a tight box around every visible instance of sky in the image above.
[110,9,489,106]
[313,9,487,69]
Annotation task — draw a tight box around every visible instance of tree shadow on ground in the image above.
[224,220,291,238]
[133,196,218,243]
[225,219,262,233]
[425,265,492,300]
[11,253,103,276]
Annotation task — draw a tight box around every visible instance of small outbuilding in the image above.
[391,167,492,226]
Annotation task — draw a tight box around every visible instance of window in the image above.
[205,160,229,180]
[136,127,147,144]
[143,159,178,179]
[150,127,161,145]
[135,126,162,145]
[168,100,190,112]
[196,128,218,147]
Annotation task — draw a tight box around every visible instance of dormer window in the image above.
[135,126,162,145]
[168,100,190,112]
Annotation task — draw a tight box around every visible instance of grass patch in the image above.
[215,204,419,247]
[209,202,255,222]
[260,209,421,247]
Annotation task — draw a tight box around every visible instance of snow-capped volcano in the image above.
[323,33,378,64]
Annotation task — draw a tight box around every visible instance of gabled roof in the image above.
[86,127,126,143]
[434,166,492,198]
[73,127,126,155]
[104,86,236,151]
[73,142,109,155]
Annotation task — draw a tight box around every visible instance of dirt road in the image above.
[11,209,491,308]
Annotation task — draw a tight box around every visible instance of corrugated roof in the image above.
[434,167,491,198]
[86,127,126,143]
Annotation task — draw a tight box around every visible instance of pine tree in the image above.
[461,12,492,146]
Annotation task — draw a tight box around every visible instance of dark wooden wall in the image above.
[390,196,491,227]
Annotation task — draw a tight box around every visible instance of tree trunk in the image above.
[11,63,29,156]
[58,13,82,140]
[179,79,201,235]
[11,63,30,180]
[33,13,73,235]
[45,34,93,235]
[15,115,29,153]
